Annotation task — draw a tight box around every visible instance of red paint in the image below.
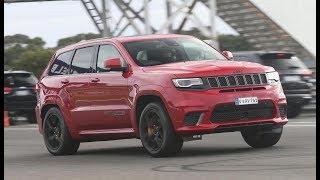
[36,34,288,142]
[104,58,122,69]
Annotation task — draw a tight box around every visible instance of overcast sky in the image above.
[4,0,315,56]
[4,0,236,47]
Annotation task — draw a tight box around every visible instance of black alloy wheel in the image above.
[43,107,80,155]
[142,109,164,151]
[139,102,183,157]
[44,114,63,151]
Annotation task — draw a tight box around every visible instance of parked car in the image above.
[36,34,287,157]
[4,70,38,123]
[233,51,314,118]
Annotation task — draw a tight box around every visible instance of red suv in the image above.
[36,34,288,157]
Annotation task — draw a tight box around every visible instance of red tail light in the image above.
[4,87,12,95]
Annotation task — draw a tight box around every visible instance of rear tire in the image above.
[241,126,283,148]
[139,102,183,157]
[43,107,80,155]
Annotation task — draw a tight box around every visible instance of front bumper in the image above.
[163,84,288,135]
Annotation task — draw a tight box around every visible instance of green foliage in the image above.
[8,48,55,78]
[4,34,45,48]
[4,44,25,64]
[56,33,101,48]
[4,34,30,44]
[4,33,101,78]
[218,35,256,51]
[4,34,46,64]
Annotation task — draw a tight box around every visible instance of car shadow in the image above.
[76,146,146,157]
[75,145,281,158]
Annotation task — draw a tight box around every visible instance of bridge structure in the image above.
[4,0,315,62]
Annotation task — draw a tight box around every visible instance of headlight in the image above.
[266,71,280,85]
[172,78,204,89]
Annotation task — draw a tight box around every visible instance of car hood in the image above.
[142,60,274,78]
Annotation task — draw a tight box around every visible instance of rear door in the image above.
[66,46,97,131]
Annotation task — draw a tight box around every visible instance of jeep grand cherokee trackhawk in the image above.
[35,34,288,157]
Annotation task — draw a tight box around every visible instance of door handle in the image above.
[61,79,69,84]
[91,78,100,82]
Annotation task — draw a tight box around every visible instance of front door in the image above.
[87,44,131,130]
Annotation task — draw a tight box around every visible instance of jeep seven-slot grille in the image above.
[207,73,268,88]
[211,100,275,122]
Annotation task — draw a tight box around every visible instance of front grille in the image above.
[207,73,268,88]
[211,100,275,122]
[278,104,287,118]
[218,77,228,86]
[245,75,253,84]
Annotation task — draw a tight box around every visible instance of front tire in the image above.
[43,107,80,155]
[241,126,283,148]
[139,102,183,157]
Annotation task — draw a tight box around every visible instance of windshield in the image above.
[4,73,38,87]
[123,37,226,66]
[262,56,308,70]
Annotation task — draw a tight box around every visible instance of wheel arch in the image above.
[39,96,80,139]
[133,89,172,137]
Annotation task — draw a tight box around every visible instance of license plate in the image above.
[15,90,30,96]
[235,97,258,106]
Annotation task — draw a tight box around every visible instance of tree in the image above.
[8,48,55,78]
[4,34,30,44]
[4,34,46,64]
[26,37,46,49]
[56,33,101,48]
[218,35,256,51]
[4,44,25,64]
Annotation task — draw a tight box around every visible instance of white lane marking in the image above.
[289,122,316,123]
[286,124,316,127]
[4,127,38,131]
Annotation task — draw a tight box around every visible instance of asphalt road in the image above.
[4,113,316,180]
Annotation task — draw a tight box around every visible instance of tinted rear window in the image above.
[49,51,73,76]
[4,73,38,87]
[70,46,95,74]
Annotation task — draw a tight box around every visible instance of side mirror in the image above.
[222,50,234,60]
[104,58,127,72]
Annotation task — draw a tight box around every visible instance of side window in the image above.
[96,45,124,72]
[48,51,73,76]
[70,46,95,74]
